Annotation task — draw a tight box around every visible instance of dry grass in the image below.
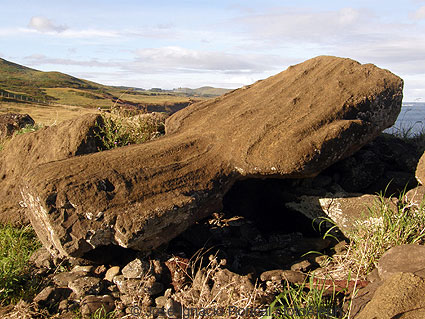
[0,102,100,126]
[118,93,191,104]
[171,251,266,319]
[42,88,115,108]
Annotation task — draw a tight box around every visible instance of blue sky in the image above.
[1,0,425,101]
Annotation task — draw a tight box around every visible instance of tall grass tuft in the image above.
[0,225,41,305]
[95,107,165,150]
[336,191,425,277]
[263,275,346,319]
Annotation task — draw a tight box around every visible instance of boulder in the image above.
[286,193,397,237]
[356,272,425,319]
[318,194,397,236]
[405,186,425,206]
[20,56,403,258]
[415,151,425,185]
[377,244,425,280]
[0,114,103,226]
[0,113,35,139]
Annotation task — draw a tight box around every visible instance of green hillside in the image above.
[0,58,232,107]
[0,58,103,100]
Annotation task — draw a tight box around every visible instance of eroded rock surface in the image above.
[0,114,103,226]
[356,272,425,319]
[21,56,403,258]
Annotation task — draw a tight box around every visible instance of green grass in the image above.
[72,307,118,319]
[13,123,44,136]
[0,58,101,100]
[0,225,41,305]
[263,275,346,319]
[339,190,425,276]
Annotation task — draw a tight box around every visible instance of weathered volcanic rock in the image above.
[378,244,425,280]
[0,114,103,226]
[356,272,425,319]
[285,192,398,238]
[21,56,403,258]
[416,151,425,185]
[0,113,35,139]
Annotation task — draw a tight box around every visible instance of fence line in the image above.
[0,89,50,105]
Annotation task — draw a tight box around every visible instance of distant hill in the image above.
[0,58,103,100]
[173,86,231,97]
[0,58,232,108]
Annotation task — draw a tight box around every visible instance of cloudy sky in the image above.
[1,0,425,101]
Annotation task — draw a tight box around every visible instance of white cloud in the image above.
[28,16,67,33]
[132,46,284,73]
[23,54,114,68]
[238,7,368,44]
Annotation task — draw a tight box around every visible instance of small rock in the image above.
[115,278,140,295]
[122,258,151,279]
[314,255,329,266]
[68,276,102,298]
[282,270,307,284]
[290,260,312,272]
[105,266,120,282]
[260,270,284,282]
[113,275,125,290]
[29,247,53,269]
[71,265,94,274]
[80,295,115,318]
[53,271,87,287]
[33,286,71,307]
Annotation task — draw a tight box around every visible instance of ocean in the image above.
[385,102,425,135]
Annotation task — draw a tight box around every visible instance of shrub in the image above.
[95,107,165,150]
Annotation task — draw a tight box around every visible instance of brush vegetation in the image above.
[95,107,166,150]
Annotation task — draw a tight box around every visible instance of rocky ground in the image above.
[1,131,423,318]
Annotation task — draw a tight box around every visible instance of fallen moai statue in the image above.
[20,56,403,258]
